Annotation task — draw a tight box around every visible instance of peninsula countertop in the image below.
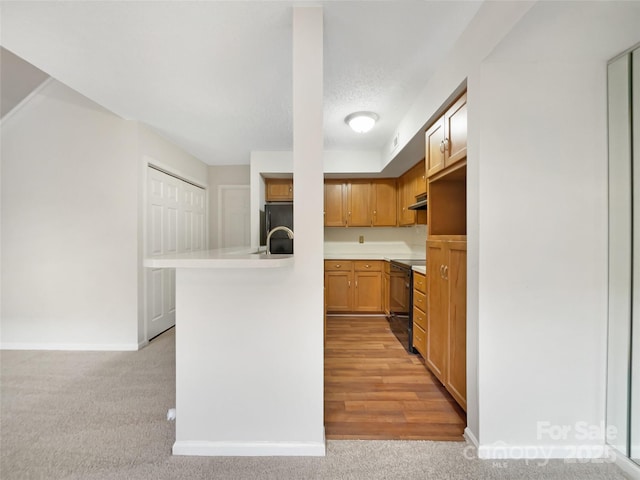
[144,247,294,269]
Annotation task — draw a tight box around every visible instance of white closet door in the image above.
[147,167,206,340]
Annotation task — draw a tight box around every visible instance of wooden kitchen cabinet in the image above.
[383,261,391,315]
[414,160,427,196]
[397,171,416,226]
[398,161,427,226]
[324,181,347,227]
[412,271,427,358]
[371,179,397,226]
[324,179,397,227]
[426,239,467,411]
[265,178,293,202]
[324,260,353,312]
[426,92,467,178]
[324,260,383,313]
[353,261,382,312]
[348,181,371,227]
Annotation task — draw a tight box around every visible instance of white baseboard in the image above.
[173,431,326,457]
[464,427,479,448]
[0,342,140,351]
[614,452,640,480]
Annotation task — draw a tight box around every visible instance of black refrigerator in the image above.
[264,203,293,254]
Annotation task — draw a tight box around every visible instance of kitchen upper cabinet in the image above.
[397,161,426,226]
[371,179,397,226]
[324,260,383,313]
[265,178,293,202]
[398,172,416,226]
[414,160,427,197]
[426,239,467,411]
[426,92,467,178]
[348,181,371,227]
[324,181,347,227]
[324,179,397,227]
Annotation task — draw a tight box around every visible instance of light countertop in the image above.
[324,253,426,261]
[144,247,294,269]
[412,266,426,275]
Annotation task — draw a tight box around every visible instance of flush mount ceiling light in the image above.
[345,111,379,133]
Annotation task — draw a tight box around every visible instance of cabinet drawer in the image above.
[354,260,381,272]
[413,289,426,312]
[413,306,426,330]
[324,260,353,271]
[413,323,427,358]
[413,272,426,293]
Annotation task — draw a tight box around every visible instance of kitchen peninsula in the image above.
[144,247,325,457]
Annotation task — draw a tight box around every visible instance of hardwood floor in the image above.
[324,315,466,440]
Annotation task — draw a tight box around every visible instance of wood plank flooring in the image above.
[324,315,466,440]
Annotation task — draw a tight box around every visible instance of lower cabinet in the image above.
[383,261,390,315]
[324,260,383,313]
[426,239,467,411]
[412,271,427,358]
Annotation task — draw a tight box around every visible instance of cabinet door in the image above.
[444,93,467,167]
[426,117,445,177]
[325,270,352,312]
[324,181,346,227]
[383,272,390,315]
[348,181,371,226]
[353,271,382,312]
[398,173,416,226]
[372,179,397,226]
[414,160,427,197]
[266,179,293,201]
[426,240,447,382]
[446,241,467,410]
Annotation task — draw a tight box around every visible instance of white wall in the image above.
[0,78,210,349]
[1,79,139,349]
[473,1,640,457]
[324,225,426,256]
[207,165,250,249]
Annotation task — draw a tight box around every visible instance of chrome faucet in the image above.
[266,226,294,255]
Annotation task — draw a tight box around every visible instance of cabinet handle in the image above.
[440,140,445,153]
[365,264,370,268]
[355,281,358,288]
[443,138,450,153]
[348,280,351,287]
[443,265,449,280]
[335,264,341,268]
[440,265,445,278]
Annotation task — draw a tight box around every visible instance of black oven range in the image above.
[388,259,426,353]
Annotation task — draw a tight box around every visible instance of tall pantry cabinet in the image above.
[423,91,467,411]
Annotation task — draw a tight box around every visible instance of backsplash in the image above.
[324,225,427,256]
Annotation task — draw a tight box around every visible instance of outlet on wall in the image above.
[359,235,364,244]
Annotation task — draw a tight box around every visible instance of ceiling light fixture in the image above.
[345,111,379,133]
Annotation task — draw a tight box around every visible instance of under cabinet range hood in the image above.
[408,193,427,210]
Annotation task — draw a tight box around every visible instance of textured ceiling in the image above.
[0,1,483,166]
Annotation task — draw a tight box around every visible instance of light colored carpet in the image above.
[0,328,628,480]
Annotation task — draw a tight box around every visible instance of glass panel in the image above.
[606,53,632,458]
[630,46,640,465]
